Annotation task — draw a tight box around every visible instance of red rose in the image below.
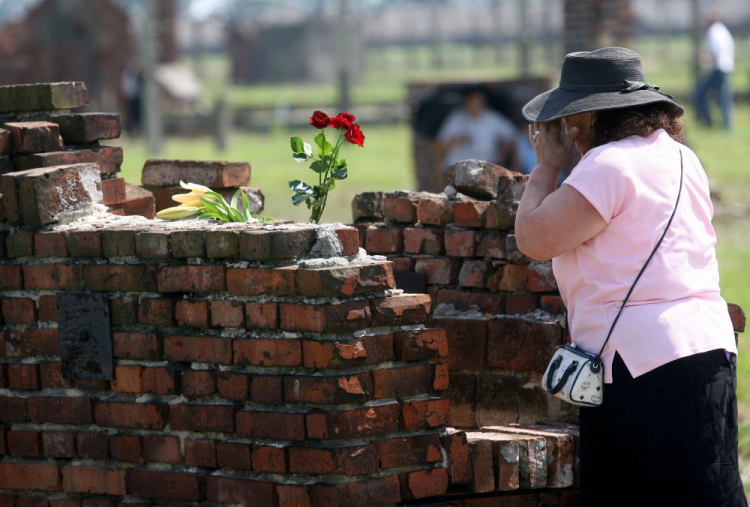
[345,123,365,147]
[330,112,356,129]
[309,110,330,129]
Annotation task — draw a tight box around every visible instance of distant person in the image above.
[696,14,734,130]
[122,60,143,136]
[437,88,521,174]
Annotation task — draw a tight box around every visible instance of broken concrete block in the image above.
[141,159,251,188]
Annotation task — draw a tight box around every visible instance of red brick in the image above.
[234,338,301,367]
[15,146,122,175]
[43,431,75,458]
[109,296,137,326]
[335,227,360,256]
[83,265,155,292]
[476,230,506,258]
[414,258,459,285]
[127,470,199,501]
[8,430,42,457]
[112,332,160,360]
[109,435,142,463]
[365,227,403,254]
[445,225,476,257]
[227,267,297,296]
[373,364,430,399]
[250,375,283,405]
[216,372,249,401]
[306,403,401,439]
[400,467,449,500]
[100,229,136,257]
[459,260,492,288]
[236,410,305,441]
[0,395,25,423]
[27,396,92,424]
[433,363,450,391]
[101,177,126,205]
[0,462,60,491]
[383,194,418,222]
[418,197,453,226]
[50,112,121,144]
[506,293,538,315]
[302,334,394,369]
[34,231,68,258]
[164,335,232,364]
[4,229,33,259]
[0,329,25,357]
[142,159,250,188]
[205,476,275,506]
[370,294,431,327]
[485,200,518,230]
[311,475,401,506]
[402,398,451,430]
[252,444,287,473]
[4,121,63,154]
[0,127,11,155]
[61,465,125,496]
[245,301,278,329]
[487,316,564,373]
[175,300,209,328]
[498,264,528,292]
[238,228,316,261]
[137,297,174,325]
[205,230,239,258]
[284,373,373,405]
[403,227,444,255]
[65,230,101,258]
[376,434,443,469]
[217,442,252,470]
[394,328,448,362]
[0,265,22,289]
[38,295,58,322]
[143,435,183,463]
[181,370,216,398]
[289,445,378,476]
[540,295,566,314]
[465,435,495,492]
[141,366,178,395]
[280,301,371,333]
[390,256,415,272]
[454,201,489,228]
[22,329,59,356]
[111,365,143,393]
[169,404,234,433]
[15,497,50,507]
[94,401,166,430]
[3,298,37,324]
[134,231,170,260]
[157,265,226,293]
[8,364,39,390]
[22,264,80,290]
[441,430,473,485]
[38,362,70,388]
[211,299,244,327]
[76,432,108,459]
[429,316,488,371]
[527,262,557,291]
[185,439,216,468]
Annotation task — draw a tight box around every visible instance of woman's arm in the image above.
[515,120,607,261]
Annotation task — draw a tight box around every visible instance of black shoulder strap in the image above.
[594,149,684,362]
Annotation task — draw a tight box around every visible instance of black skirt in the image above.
[579,349,747,507]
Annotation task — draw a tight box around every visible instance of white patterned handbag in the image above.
[542,149,684,407]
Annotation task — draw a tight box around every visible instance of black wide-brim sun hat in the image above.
[522,47,684,123]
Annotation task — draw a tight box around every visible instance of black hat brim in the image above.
[522,86,685,123]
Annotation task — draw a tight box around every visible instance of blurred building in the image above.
[0,0,177,111]
[229,17,364,85]
[564,0,634,54]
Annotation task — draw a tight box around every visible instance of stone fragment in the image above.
[351,191,384,221]
[142,159,251,188]
[449,159,527,200]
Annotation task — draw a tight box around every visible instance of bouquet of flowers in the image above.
[289,110,365,223]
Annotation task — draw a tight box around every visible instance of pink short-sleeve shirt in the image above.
[553,129,736,383]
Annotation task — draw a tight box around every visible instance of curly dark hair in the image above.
[591,102,684,148]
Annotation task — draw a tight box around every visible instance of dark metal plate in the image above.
[58,292,113,380]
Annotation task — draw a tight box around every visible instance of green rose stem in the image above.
[311,130,345,224]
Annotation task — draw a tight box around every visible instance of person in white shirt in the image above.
[696,14,734,130]
[437,88,520,173]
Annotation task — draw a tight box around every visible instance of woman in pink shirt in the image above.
[516,47,744,506]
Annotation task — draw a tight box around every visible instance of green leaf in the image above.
[289,180,312,193]
[290,136,304,153]
[314,131,333,157]
[310,160,328,173]
[336,159,346,169]
[292,193,309,206]
[293,152,310,163]
[313,185,326,199]
[230,189,241,210]
[332,166,348,180]
[242,192,251,220]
